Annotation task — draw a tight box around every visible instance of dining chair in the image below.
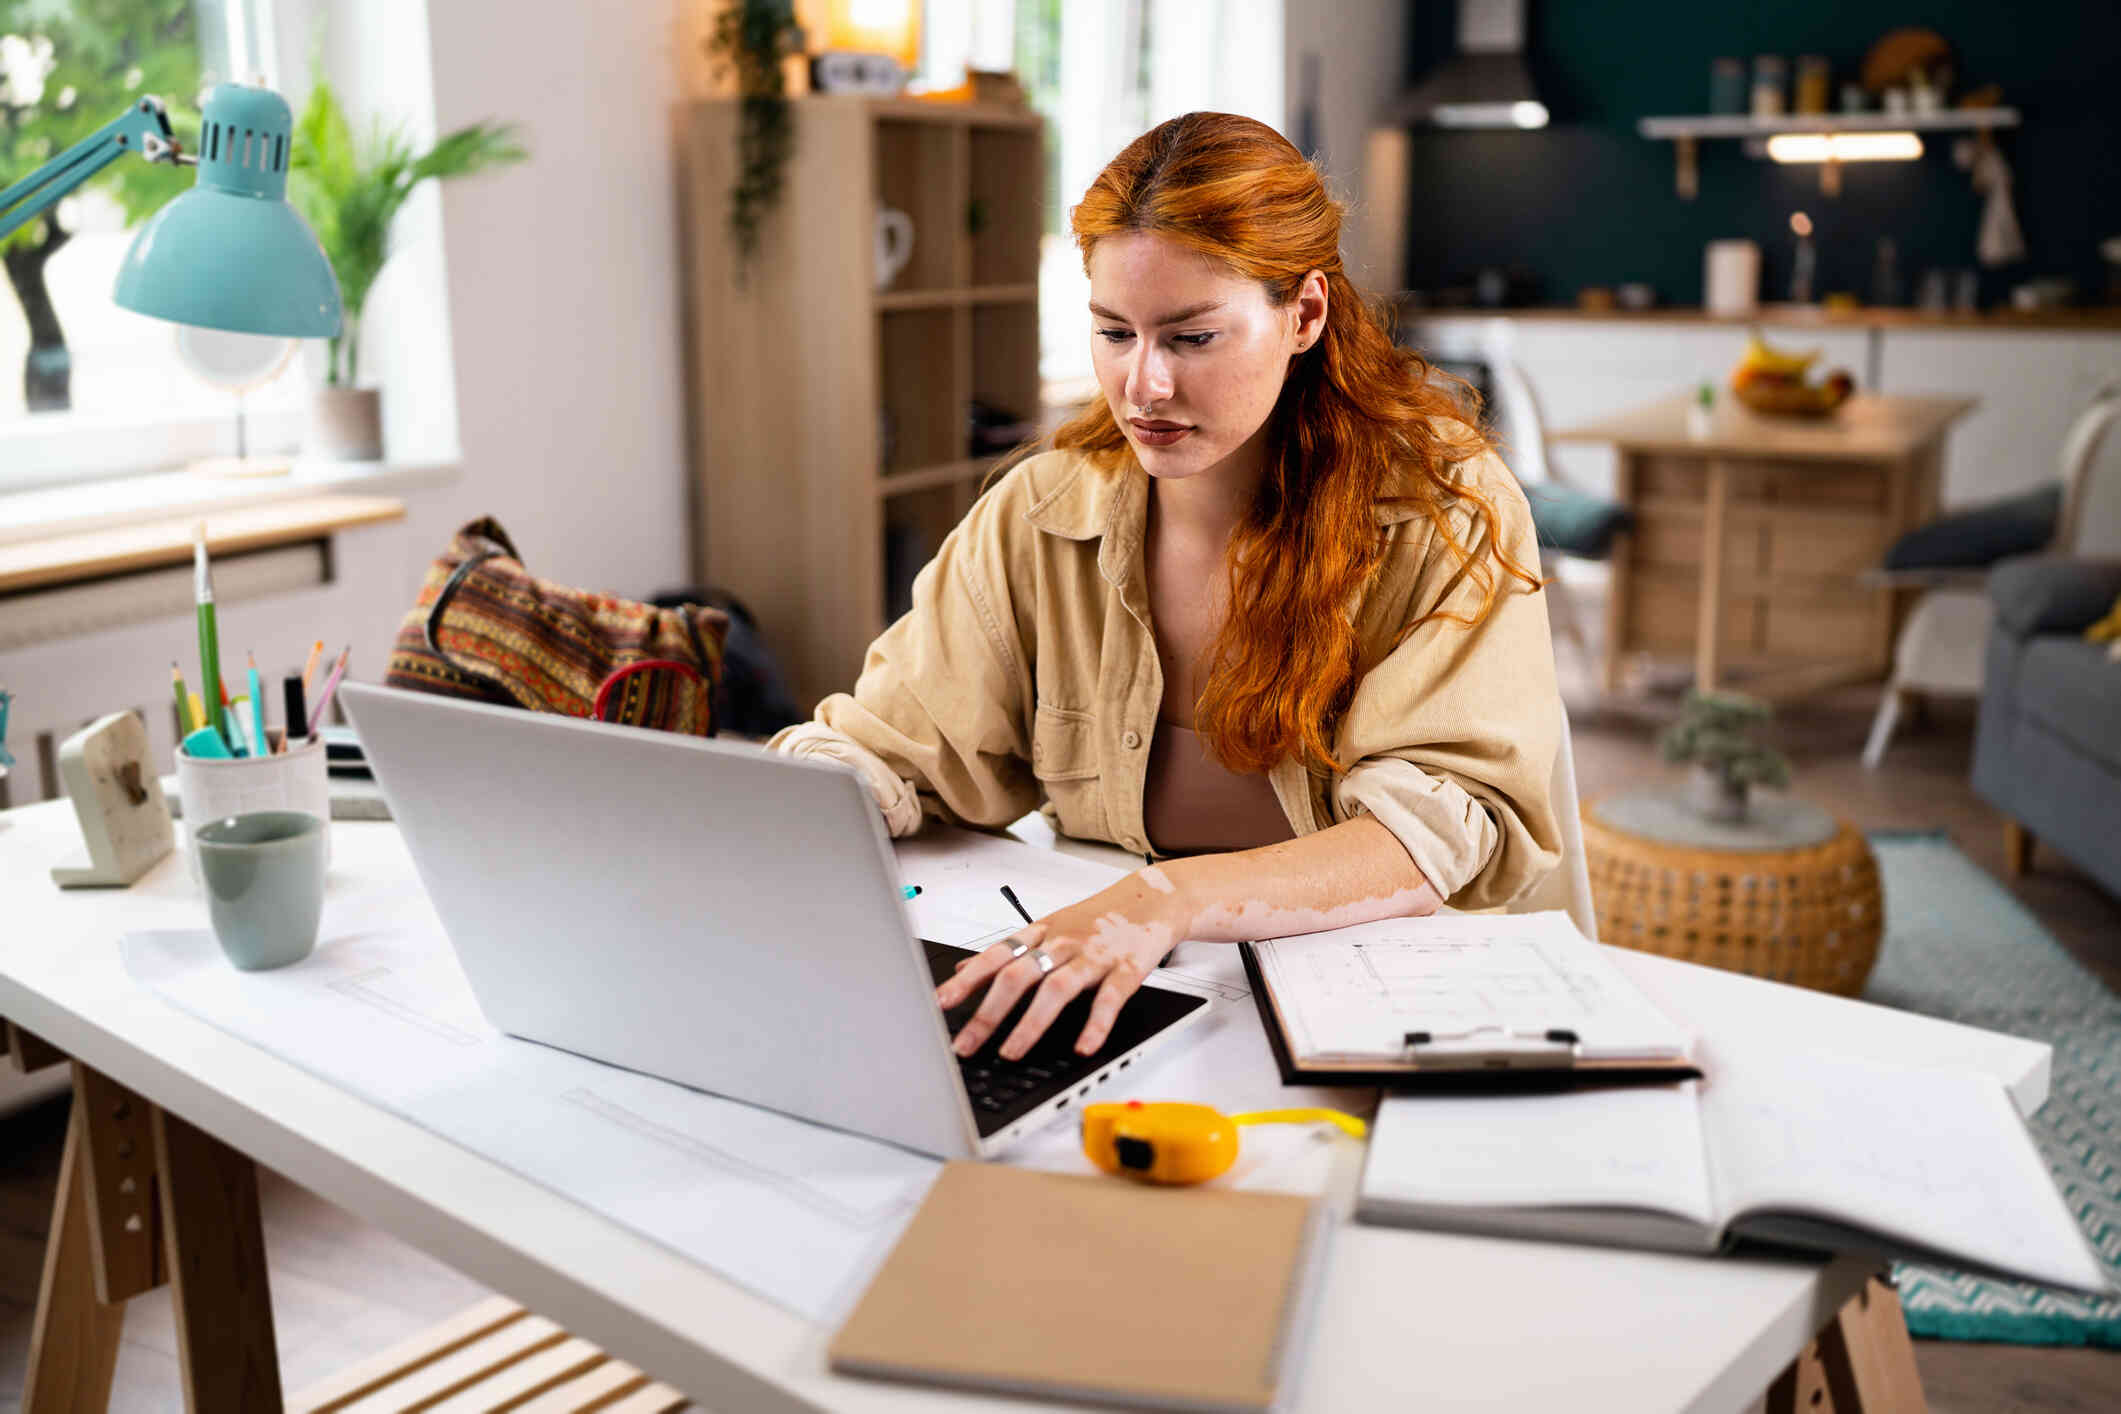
[1862,382,2121,769]
[1479,321,1633,683]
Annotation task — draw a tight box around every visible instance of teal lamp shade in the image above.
[112,83,341,338]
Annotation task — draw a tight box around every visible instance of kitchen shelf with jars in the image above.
[1639,30,2023,199]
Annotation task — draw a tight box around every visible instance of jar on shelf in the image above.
[1795,56,1830,114]
[1709,57,1746,115]
[1750,56,1787,117]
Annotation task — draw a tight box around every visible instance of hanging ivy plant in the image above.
[705,0,805,277]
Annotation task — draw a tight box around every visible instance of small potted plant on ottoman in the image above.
[1661,689,1791,824]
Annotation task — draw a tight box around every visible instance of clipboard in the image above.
[1238,934,1703,1092]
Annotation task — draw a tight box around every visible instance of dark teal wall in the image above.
[1401,2,2121,308]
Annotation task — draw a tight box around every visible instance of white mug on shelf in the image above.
[875,207,915,290]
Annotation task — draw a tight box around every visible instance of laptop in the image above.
[338,684,1208,1159]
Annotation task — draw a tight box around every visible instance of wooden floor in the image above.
[4,620,2118,1411]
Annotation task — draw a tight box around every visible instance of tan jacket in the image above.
[770,440,1563,909]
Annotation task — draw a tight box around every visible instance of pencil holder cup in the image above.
[176,734,330,886]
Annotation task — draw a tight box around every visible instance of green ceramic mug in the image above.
[195,810,327,970]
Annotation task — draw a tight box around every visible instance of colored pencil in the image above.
[171,662,194,734]
[247,652,266,758]
[301,639,325,693]
[307,645,350,737]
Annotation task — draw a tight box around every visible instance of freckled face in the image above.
[1088,231,1304,485]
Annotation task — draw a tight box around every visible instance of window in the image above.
[1014,0,1284,385]
[920,1,1285,388]
[1,0,300,490]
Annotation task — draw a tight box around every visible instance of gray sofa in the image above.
[1971,555,2121,898]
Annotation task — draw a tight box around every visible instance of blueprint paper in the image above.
[120,924,939,1321]
[894,826,1140,948]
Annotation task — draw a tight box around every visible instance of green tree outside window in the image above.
[0,0,199,413]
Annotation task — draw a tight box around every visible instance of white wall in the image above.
[1282,0,1407,290]
[414,0,691,598]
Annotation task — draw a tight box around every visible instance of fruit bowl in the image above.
[1729,333,1854,417]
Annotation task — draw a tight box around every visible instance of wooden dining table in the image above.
[1554,392,1978,701]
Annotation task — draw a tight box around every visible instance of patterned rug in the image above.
[1863,832,2121,1347]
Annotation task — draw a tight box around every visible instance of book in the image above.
[1358,1039,2114,1296]
[1240,910,1698,1086]
[830,1163,1330,1412]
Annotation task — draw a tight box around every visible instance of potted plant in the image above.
[704,0,805,274]
[288,73,524,458]
[1659,689,1791,824]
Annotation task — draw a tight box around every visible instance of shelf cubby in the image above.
[878,307,964,475]
[971,300,1041,442]
[969,127,1044,287]
[875,119,967,292]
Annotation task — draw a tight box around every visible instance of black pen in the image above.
[1000,885,1035,925]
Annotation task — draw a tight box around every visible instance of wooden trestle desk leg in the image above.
[16,1023,286,1413]
[1767,1275,1928,1414]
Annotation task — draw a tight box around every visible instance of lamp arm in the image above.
[0,97,181,244]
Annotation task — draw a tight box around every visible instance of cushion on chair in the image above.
[1989,556,2121,638]
[2016,637,2121,769]
[1524,484,1633,560]
[1882,482,2061,571]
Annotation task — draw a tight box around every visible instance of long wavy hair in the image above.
[1052,111,1541,777]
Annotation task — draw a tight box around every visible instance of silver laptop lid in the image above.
[339,683,980,1159]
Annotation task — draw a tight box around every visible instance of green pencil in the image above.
[192,522,229,749]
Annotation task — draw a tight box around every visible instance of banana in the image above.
[1742,332,1820,377]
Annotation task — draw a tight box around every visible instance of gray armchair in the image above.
[1970,554,2121,898]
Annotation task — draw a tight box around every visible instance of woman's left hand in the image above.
[934,871,1194,1061]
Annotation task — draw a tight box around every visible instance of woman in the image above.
[771,112,1561,1063]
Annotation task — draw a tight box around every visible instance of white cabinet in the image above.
[1879,330,2121,507]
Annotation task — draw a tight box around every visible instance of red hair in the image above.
[1052,112,1541,776]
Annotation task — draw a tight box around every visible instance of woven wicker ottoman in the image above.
[1581,789,1884,997]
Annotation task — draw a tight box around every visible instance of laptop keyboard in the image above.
[922,940,1207,1138]
[959,1051,1091,1114]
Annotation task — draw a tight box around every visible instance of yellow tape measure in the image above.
[1081,1100,1367,1185]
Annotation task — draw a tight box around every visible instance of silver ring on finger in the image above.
[1006,937,1034,960]
[1024,946,1056,976]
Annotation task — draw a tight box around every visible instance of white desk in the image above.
[1,801,2050,1412]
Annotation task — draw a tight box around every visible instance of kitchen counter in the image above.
[1393,302,2121,333]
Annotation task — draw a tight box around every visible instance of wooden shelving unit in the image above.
[677,96,1044,708]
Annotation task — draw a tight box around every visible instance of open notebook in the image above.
[1359,1040,2113,1296]
[1241,910,1698,1086]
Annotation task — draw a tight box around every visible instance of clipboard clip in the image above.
[1402,1026,1582,1070]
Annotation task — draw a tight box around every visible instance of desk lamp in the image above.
[0,82,341,340]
